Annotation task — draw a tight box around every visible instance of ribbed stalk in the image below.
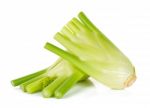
[54,72,84,98]
[20,74,46,92]
[26,76,54,93]
[11,68,47,86]
[42,75,67,98]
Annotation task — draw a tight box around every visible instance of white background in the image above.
[0,0,150,107]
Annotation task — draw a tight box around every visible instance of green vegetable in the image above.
[44,12,136,89]
[12,11,136,99]
[11,59,88,98]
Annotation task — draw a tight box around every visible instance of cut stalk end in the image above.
[124,67,136,88]
[124,74,136,88]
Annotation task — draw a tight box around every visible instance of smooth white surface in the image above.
[0,0,150,107]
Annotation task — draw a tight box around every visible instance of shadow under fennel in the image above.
[63,79,94,98]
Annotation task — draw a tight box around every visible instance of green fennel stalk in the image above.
[11,59,88,98]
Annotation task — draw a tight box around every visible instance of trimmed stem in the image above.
[79,12,118,51]
[54,72,84,98]
[44,42,80,66]
[20,74,45,92]
[42,75,67,98]
[11,59,62,87]
[26,76,54,93]
[44,42,100,78]
[67,21,79,33]
[78,12,99,32]
[11,68,47,86]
